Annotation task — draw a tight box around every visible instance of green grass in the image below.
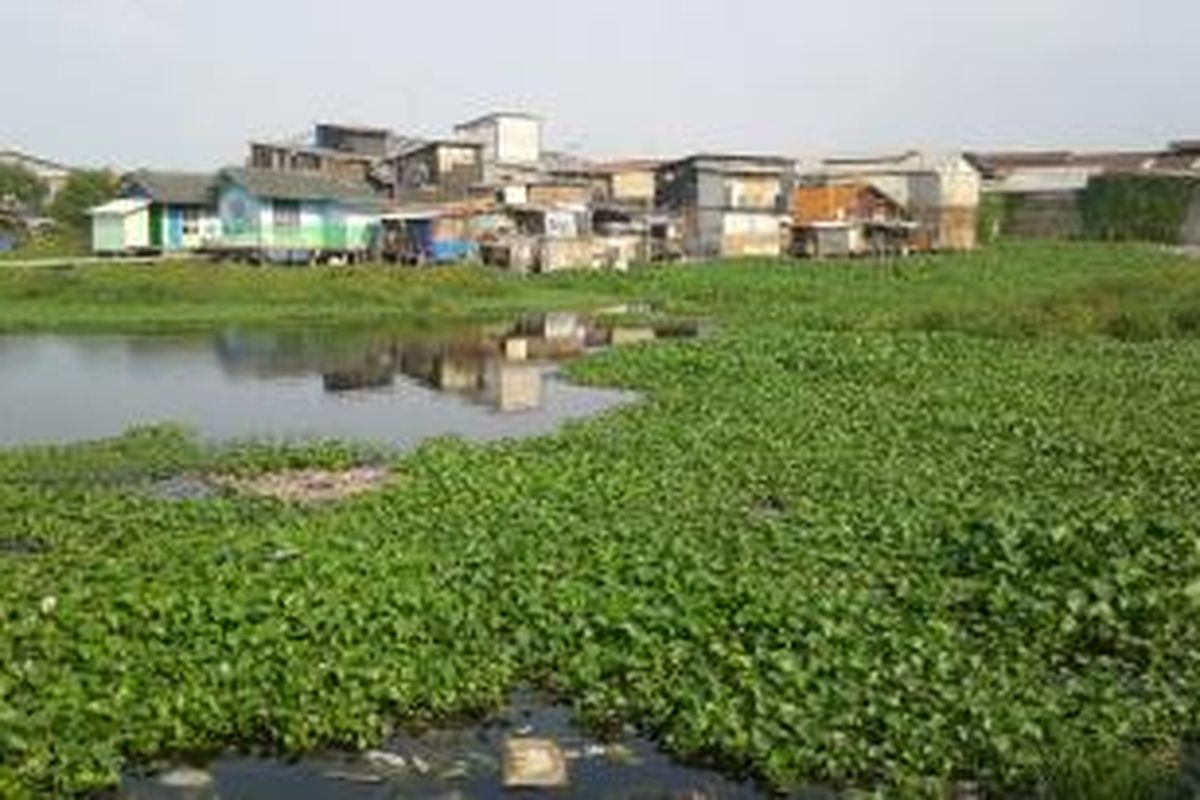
[3,241,1200,797]
[1,241,1199,338]
[0,229,90,264]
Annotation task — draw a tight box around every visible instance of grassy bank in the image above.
[3,242,1200,797]
[2,241,1200,337]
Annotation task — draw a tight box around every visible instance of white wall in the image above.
[124,207,151,249]
[496,116,541,164]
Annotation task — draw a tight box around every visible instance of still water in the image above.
[119,691,774,800]
[0,313,691,449]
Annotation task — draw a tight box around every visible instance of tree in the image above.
[0,162,48,214]
[48,169,117,234]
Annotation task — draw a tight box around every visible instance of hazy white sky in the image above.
[2,0,1197,170]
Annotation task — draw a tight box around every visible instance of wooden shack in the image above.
[119,170,221,253]
[213,168,383,263]
[386,140,485,202]
[790,183,915,257]
[810,152,982,251]
[88,198,155,255]
[655,154,793,259]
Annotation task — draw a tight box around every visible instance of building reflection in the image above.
[212,313,697,413]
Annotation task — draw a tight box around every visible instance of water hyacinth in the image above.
[2,242,1200,797]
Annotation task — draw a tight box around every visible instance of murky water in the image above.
[118,691,773,800]
[0,313,695,449]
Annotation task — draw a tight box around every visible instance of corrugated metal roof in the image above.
[248,141,379,161]
[88,198,150,216]
[220,167,382,204]
[668,153,794,168]
[590,159,664,174]
[454,111,541,130]
[967,150,1167,177]
[123,170,216,205]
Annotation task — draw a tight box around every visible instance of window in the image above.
[273,200,300,231]
[181,207,201,237]
[250,146,275,169]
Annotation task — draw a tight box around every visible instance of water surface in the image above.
[119,691,772,800]
[0,313,691,449]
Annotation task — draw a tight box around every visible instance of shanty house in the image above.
[213,168,384,263]
[248,124,403,185]
[811,152,981,251]
[387,140,484,202]
[88,198,155,255]
[656,154,793,258]
[545,160,660,208]
[313,123,392,156]
[594,160,660,207]
[790,183,915,257]
[378,201,489,265]
[249,141,380,184]
[119,170,220,252]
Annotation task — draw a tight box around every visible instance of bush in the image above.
[0,163,48,214]
[48,169,118,235]
[1081,174,1200,244]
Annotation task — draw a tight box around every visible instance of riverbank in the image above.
[3,241,1200,797]
[2,241,1200,337]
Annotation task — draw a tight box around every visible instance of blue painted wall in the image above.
[165,206,184,251]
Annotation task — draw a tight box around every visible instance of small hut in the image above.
[88,198,155,255]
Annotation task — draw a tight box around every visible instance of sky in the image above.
[1,0,1197,170]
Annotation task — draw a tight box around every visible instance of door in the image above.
[149,205,163,249]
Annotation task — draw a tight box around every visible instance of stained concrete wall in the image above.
[1004,191,1084,240]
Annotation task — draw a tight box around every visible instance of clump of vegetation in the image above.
[0,167,114,263]
[46,169,117,237]
[1081,173,1200,244]
[0,163,48,216]
[3,242,1200,797]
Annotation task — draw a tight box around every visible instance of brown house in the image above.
[790,183,914,257]
[385,140,485,202]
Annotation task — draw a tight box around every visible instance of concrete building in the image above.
[655,154,793,258]
[454,113,542,182]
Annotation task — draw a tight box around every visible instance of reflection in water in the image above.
[213,314,695,413]
[0,314,697,448]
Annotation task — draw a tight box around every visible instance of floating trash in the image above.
[121,690,763,799]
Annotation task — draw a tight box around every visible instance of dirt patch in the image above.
[213,466,392,503]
